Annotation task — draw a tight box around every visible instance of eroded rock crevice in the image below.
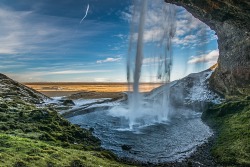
[165,0,250,96]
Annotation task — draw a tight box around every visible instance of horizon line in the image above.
[23,82,166,84]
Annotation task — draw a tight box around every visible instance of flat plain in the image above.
[24,82,162,97]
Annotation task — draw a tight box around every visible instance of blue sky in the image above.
[0,0,218,82]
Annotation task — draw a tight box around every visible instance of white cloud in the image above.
[94,78,110,82]
[0,8,57,54]
[188,49,219,65]
[114,34,127,40]
[96,57,122,64]
[172,34,197,46]
[0,7,106,55]
[0,64,26,69]
[48,70,110,75]
[9,70,110,77]
[142,57,162,64]
[110,46,121,51]
[6,69,111,82]
[122,1,217,47]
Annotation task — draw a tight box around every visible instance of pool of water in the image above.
[67,107,212,163]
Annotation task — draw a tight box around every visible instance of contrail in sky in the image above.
[80,4,89,23]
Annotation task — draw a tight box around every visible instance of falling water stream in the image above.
[126,0,176,128]
[67,0,214,163]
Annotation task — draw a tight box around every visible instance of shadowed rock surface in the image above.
[165,0,250,96]
[147,69,221,112]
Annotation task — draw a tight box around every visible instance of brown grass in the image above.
[24,83,162,97]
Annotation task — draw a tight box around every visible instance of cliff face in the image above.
[165,0,250,96]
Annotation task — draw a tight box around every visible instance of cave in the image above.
[165,0,250,96]
[0,1,249,166]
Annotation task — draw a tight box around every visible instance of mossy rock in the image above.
[59,99,75,106]
[13,161,28,167]
[0,103,8,109]
[203,99,250,166]
[70,159,85,167]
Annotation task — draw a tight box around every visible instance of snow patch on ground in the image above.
[72,98,112,109]
[85,100,120,108]
[186,70,221,104]
[43,96,65,104]
[58,98,115,115]
[144,70,222,111]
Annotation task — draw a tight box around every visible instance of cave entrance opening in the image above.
[126,0,219,86]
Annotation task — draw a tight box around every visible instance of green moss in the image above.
[0,106,101,150]
[0,134,131,167]
[202,98,250,166]
[0,95,132,166]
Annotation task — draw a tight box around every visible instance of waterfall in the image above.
[110,0,177,129]
[126,0,148,129]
